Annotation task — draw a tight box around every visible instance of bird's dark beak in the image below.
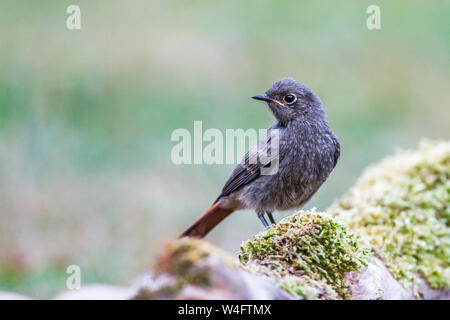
[252,94,284,106]
[252,94,272,102]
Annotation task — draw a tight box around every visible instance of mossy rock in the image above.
[330,140,450,294]
[133,238,293,300]
[239,211,370,299]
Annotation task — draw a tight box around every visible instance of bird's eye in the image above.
[284,94,297,105]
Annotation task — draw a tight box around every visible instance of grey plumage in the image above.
[180,78,340,238]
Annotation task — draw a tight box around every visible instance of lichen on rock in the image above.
[141,238,235,298]
[239,211,370,299]
[330,140,450,293]
[133,237,293,300]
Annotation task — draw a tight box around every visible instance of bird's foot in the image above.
[267,212,276,225]
[258,212,276,229]
[258,214,270,229]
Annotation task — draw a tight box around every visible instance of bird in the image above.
[180,78,340,239]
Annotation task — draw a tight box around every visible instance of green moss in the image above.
[277,274,338,300]
[330,140,450,291]
[239,211,369,299]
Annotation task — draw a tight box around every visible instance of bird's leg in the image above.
[257,212,270,229]
[267,212,276,225]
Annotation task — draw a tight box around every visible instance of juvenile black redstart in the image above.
[180,78,340,238]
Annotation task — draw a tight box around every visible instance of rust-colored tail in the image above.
[179,201,234,239]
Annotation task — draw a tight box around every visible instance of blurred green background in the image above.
[0,1,449,298]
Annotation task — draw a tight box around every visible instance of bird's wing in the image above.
[215,153,262,201]
[214,128,282,202]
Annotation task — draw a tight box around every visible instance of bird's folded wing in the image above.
[214,130,283,202]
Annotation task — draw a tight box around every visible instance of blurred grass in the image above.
[0,0,449,298]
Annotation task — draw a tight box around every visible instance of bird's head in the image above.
[252,78,326,124]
